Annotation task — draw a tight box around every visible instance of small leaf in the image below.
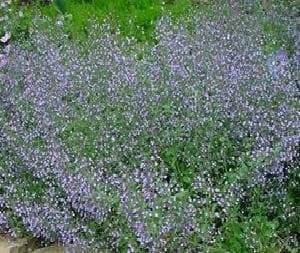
[175,190,188,200]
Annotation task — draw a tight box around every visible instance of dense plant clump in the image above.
[0,10,299,253]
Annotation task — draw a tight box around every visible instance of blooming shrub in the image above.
[0,11,299,252]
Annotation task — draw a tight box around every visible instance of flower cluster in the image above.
[0,8,298,252]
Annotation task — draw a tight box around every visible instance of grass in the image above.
[9,0,194,42]
[4,0,295,55]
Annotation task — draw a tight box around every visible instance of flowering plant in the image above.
[0,9,299,252]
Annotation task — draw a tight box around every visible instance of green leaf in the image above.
[175,190,188,200]
[54,0,67,14]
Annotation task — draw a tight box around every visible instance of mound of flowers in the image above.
[0,11,299,252]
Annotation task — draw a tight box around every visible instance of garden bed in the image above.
[0,1,299,252]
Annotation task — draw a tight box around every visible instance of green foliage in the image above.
[81,201,143,251]
[8,0,296,50]
[217,208,278,252]
[262,20,293,54]
[13,171,48,203]
[32,136,46,148]
[59,118,97,159]
[53,0,67,14]
[160,142,195,190]
[7,210,29,237]
[10,0,196,42]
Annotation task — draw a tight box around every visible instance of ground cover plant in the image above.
[0,1,300,253]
